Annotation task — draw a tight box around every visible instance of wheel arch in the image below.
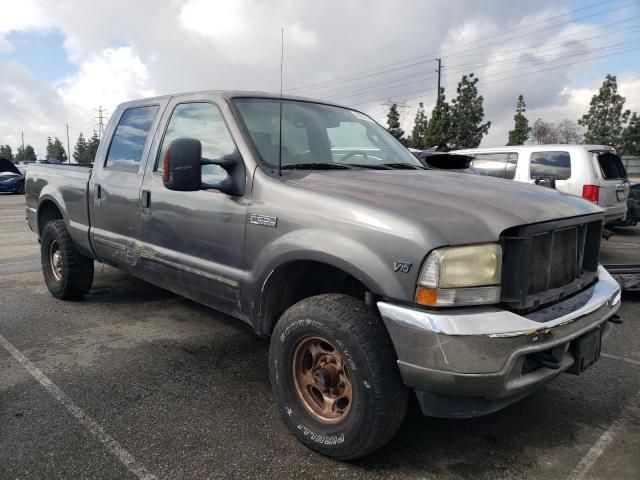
[37,197,65,236]
[255,256,383,337]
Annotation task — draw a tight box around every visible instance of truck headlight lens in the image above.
[416,244,502,306]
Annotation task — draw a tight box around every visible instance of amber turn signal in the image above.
[415,286,438,306]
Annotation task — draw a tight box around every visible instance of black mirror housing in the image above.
[163,138,246,196]
[162,138,203,191]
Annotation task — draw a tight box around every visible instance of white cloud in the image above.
[0,0,51,34]
[57,46,155,114]
[178,0,318,65]
[1,0,639,154]
[0,35,13,53]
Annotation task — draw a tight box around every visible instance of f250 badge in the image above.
[393,261,412,273]
[250,214,277,228]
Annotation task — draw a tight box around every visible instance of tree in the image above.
[620,112,640,156]
[0,145,14,162]
[532,118,557,144]
[556,119,582,144]
[409,102,429,149]
[86,131,100,163]
[73,133,91,164]
[579,74,630,146]
[506,95,530,145]
[46,136,67,162]
[386,103,405,143]
[15,145,36,162]
[423,88,451,150]
[449,73,491,149]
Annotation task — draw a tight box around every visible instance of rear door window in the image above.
[472,153,518,179]
[105,106,159,173]
[596,152,627,180]
[529,151,571,180]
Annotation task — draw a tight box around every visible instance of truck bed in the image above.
[25,163,92,244]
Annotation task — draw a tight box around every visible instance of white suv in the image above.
[453,145,630,225]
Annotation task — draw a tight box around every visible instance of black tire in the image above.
[41,219,94,299]
[14,181,24,195]
[269,294,408,460]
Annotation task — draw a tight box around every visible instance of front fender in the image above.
[248,228,410,327]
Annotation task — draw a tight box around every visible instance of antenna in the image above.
[278,27,284,176]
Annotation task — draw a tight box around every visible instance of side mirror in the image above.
[534,176,556,189]
[162,138,245,196]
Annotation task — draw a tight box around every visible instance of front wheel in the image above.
[41,219,94,299]
[269,294,408,460]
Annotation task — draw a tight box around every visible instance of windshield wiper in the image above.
[281,163,352,170]
[380,163,425,170]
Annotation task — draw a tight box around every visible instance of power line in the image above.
[324,39,640,103]
[349,43,640,108]
[315,17,640,98]
[293,21,640,102]
[288,0,634,93]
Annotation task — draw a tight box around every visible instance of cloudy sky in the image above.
[0,0,639,157]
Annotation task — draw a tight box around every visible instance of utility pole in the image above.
[97,106,104,140]
[435,58,443,109]
[66,124,71,164]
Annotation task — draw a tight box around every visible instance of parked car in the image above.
[618,181,640,226]
[26,92,622,459]
[0,157,26,194]
[452,145,631,225]
[412,149,477,173]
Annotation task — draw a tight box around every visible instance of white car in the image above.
[453,144,631,225]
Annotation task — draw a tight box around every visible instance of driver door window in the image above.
[157,102,235,184]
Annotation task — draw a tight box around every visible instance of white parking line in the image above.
[568,390,639,480]
[602,352,640,367]
[0,332,156,480]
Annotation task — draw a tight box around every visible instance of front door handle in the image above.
[141,190,151,209]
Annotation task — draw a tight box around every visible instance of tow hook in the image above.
[608,314,624,325]
[531,345,565,370]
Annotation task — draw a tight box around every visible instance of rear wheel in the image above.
[269,294,408,460]
[41,219,94,299]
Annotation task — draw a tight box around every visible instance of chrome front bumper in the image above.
[377,266,621,418]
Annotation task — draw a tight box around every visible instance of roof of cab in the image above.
[452,144,616,154]
[117,90,349,110]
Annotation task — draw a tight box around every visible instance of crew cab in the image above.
[26,91,622,459]
[452,145,631,225]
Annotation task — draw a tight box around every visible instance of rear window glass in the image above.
[597,152,627,180]
[105,106,158,173]
[530,151,571,180]
[472,153,518,179]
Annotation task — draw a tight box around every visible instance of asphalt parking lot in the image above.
[1,193,639,480]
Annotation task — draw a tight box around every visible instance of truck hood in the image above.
[0,158,22,176]
[285,169,603,244]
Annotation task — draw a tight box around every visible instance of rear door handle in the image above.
[141,190,151,209]
[95,184,101,202]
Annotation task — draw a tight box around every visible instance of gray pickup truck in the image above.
[26,91,622,460]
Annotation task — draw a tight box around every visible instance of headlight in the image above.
[416,243,502,307]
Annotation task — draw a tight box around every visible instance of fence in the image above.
[622,156,640,177]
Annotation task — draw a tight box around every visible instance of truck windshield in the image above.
[233,98,422,170]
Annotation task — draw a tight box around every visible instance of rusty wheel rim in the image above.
[49,240,63,281]
[292,336,353,424]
